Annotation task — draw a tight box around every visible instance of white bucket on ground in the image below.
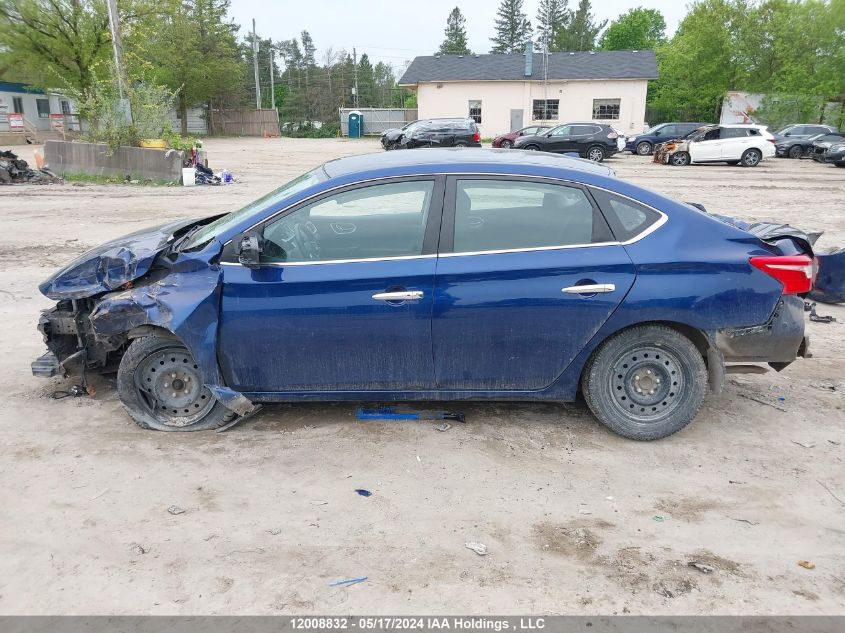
[182,167,196,186]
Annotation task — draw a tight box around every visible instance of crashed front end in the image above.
[654,138,689,164]
[32,221,255,418]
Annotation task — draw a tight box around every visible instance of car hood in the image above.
[39,218,201,300]
[382,128,405,141]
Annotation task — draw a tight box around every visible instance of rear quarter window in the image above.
[590,188,663,242]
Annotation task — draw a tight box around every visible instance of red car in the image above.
[492,125,552,148]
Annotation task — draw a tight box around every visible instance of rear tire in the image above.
[117,336,236,432]
[586,145,606,162]
[671,152,690,166]
[581,325,708,440]
[455,140,469,148]
[636,141,653,156]
[741,148,762,167]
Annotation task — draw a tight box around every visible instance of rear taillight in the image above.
[750,255,817,294]
[607,131,618,139]
[473,131,480,142]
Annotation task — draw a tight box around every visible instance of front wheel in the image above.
[523,144,541,151]
[741,148,762,167]
[636,141,653,156]
[581,325,708,440]
[670,151,690,166]
[500,139,513,149]
[788,145,803,159]
[117,336,236,432]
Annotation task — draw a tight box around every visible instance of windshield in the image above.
[775,126,795,135]
[181,168,323,250]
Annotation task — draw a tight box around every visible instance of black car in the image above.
[381,118,481,150]
[809,134,845,162]
[773,123,838,141]
[821,140,845,167]
[777,132,844,159]
[513,122,620,162]
[624,122,710,155]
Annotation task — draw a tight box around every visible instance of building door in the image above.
[510,109,523,132]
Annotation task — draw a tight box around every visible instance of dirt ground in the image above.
[0,138,843,615]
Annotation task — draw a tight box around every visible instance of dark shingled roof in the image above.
[398,50,658,85]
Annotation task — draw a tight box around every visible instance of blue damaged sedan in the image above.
[33,150,815,440]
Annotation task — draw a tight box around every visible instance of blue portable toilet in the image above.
[348,110,363,138]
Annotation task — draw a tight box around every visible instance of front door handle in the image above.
[372,290,424,301]
[562,284,616,294]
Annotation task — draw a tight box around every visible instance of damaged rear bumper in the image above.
[714,295,809,370]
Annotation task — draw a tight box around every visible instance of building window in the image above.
[468,100,482,124]
[12,97,23,114]
[532,99,559,120]
[60,100,71,115]
[36,98,50,118]
[592,98,621,120]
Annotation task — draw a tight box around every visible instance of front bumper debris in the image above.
[31,351,61,377]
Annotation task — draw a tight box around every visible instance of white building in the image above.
[398,49,658,138]
[0,81,76,133]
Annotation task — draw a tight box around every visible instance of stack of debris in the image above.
[0,150,61,185]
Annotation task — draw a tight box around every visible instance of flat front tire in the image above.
[117,336,235,432]
[582,325,708,440]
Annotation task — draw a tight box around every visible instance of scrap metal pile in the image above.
[0,150,61,184]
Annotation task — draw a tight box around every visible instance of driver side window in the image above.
[261,180,435,263]
[550,125,571,136]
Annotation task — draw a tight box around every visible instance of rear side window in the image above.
[590,189,663,242]
[721,128,747,138]
[453,180,612,253]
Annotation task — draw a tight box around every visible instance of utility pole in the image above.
[252,19,261,109]
[352,47,360,108]
[105,0,131,122]
[269,46,276,111]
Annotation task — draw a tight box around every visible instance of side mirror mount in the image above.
[235,233,263,269]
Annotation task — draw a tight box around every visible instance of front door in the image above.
[543,124,573,152]
[218,178,445,392]
[510,109,524,132]
[689,128,724,161]
[432,177,636,390]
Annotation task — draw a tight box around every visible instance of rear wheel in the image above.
[788,145,804,159]
[636,141,653,156]
[455,140,469,148]
[500,139,513,149]
[741,148,762,167]
[117,336,235,432]
[582,325,708,440]
[586,145,606,162]
[671,152,690,166]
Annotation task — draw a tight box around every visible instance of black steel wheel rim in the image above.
[135,347,215,427]
[608,346,686,423]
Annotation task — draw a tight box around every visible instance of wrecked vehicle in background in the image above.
[775,132,844,159]
[380,118,481,150]
[0,149,60,184]
[34,149,816,441]
[654,124,776,167]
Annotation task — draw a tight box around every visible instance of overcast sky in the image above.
[228,0,687,75]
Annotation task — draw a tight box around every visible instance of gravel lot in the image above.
[0,138,843,615]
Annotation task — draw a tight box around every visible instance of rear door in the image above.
[431,176,637,390]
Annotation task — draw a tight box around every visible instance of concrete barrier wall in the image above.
[43,140,184,181]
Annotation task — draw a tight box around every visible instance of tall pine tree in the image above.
[438,7,471,55]
[535,0,570,52]
[490,0,532,54]
[556,0,606,51]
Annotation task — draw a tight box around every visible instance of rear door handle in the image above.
[562,284,616,294]
[372,291,424,301]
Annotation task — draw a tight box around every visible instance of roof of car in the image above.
[322,149,615,179]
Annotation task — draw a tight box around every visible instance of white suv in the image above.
[662,124,776,167]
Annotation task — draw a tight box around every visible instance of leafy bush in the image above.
[281,122,339,138]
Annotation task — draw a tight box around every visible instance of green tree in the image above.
[535,0,570,52]
[556,0,606,51]
[599,7,666,50]
[438,6,471,55]
[490,0,532,54]
[141,0,243,135]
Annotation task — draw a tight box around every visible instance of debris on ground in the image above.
[354,489,372,497]
[465,541,488,556]
[355,406,466,423]
[730,517,759,526]
[328,576,367,587]
[0,149,61,184]
[791,440,815,449]
[167,504,186,515]
[130,543,148,555]
[737,392,787,412]
[797,560,816,570]
[653,515,665,522]
[808,303,836,323]
[817,480,845,507]
[688,561,714,574]
[434,422,452,432]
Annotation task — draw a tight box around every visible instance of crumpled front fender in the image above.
[87,251,254,417]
